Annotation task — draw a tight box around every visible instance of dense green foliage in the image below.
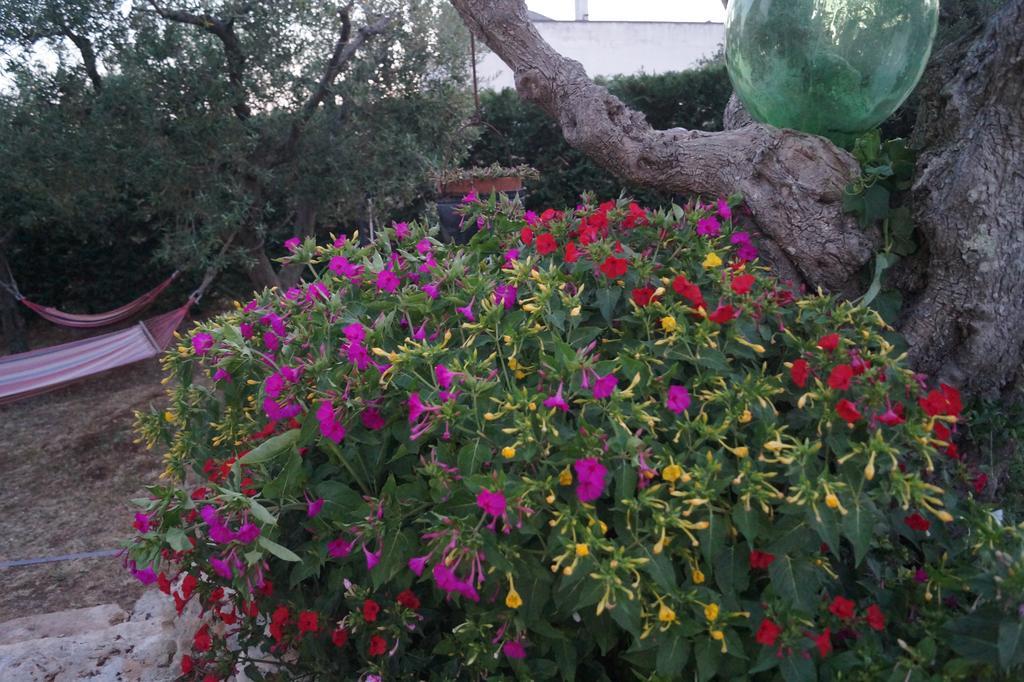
[130,195,1024,681]
[0,0,473,309]
[466,65,732,210]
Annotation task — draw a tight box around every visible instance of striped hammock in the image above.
[0,302,190,406]
[18,272,180,328]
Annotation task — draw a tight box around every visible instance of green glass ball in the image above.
[725,0,939,145]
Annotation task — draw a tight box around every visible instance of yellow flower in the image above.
[508,357,519,370]
[662,464,683,482]
[515,370,527,380]
[702,252,723,269]
[704,603,720,622]
[729,445,750,458]
[692,568,706,584]
[559,468,573,486]
[825,493,840,509]
[575,543,589,557]
[710,629,725,641]
[660,316,677,333]
[658,603,677,623]
[739,409,752,424]
[501,446,516,459]
[163,411,175,423]
[505,586,523,609]
[528,402,537,412]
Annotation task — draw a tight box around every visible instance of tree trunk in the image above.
[278,197,319,289]
[0,247,28,354]
[449,0,1024,396]
[898,0,1024,395]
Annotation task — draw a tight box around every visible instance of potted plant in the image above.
[431,163,539,244]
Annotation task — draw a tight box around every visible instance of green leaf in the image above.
[595,287,621,324]
[639,547,677,592]
[552,638,577,682]
[779,654,816,682]
[695,637,721,681]
[841,495,877,567]
[945,613,1001,662]
[768,556,818,613]
[609,596,642,639]
[236,429,301,467]
[261,449,305,499]
[247,498,277,526]
[258,536,301,562]
[999,619,1024,670]
[713,544,749,597]
[457,441,487,476]
[165,527,191,552]
[656,631,690,677]
[861,252,898,307]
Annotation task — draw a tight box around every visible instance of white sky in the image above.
[527,0,726,22]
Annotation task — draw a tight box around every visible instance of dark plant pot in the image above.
[437,189,526,245]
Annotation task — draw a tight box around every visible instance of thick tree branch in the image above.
[63,28,102,92]
[449,0,874,292]
[147,1,251,120]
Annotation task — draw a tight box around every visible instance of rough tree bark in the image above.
[449,0,1024,396]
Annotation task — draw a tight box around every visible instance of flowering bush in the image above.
[131,195,1024,681]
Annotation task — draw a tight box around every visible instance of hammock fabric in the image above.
[0,302,191,406]
[18,272,179,329]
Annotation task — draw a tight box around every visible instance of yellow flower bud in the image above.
[575,544,589,557]
[505,587,523,609]
[710,629,725,641]
[934,510,954,523]
[503,335,512,344]
[599,520,608,535]
[562,566,574,576]
[702,252,723,269]
[163,411,175,423]
[515,370,527,380]
[658,603,677,623]
[704,603,720,622]
[731,446,750,458]
[501,446,516,459]
[570,306,582,317]
[559,468,573,486]
[661,316,678,333]
[739,409,752,424]
[692,568,705,584]
[508,357,519,370]
[662,464,683,482]
[484,412,499,421]
[545,493,556,504]
[825,493,840,509]
[528,402,537,411]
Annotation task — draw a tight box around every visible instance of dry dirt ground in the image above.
[0,322,170,622]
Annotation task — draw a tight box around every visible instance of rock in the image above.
[0,591,193,681]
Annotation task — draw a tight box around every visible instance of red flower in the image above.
[878,403,905,426]
[810,628,832,658]
[269,605,290,643]
[708,304,737,324]
[520,227,534,245]
[904,512,931,532]
[622,202,649,228]
[974,472,989,494]
[919,383,963,417]
[297,610,318,633]
[564,241,580,263]
[331,627,349,648]
[749,549,776,570]
[671,275,706,309]
[600,255,629,279]
[827,364,854,390]
[755,618,782,646]
[368,634,387,657]
[631,287,658,307]
[818,334,840,352]
[731,273,756,295]
[836,399,861,423]
[540,208,559,223]
[828,596,856,620]
[181,573,198,600]
[865,604,885,631]
[791,359,810,388]
[218,609,237,625]
[535,233,557,255]
[181,655,194,674]
[193,624,212,653]
[396,589,421,610]
[157,572,171,595]
[362,598,381,623]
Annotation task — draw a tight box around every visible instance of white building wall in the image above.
[476,21,725,91]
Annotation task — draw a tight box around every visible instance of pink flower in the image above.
[416,239,432,255]
[574,457,608,502]
[131,564,158,585]
[133,513,152,533]
[210,556,233,579]
[456,300,475,322]
[343,323,365,342]
[212,368,231,382]
[316,401,346,444]
[393,222,410,239]
[543,383,570,412]
[329,256,363,282]
[422,283,440,299]
[408,554,430,576]
[476,489,507,516]
[377,269,400,293]
[717,197,732,220]
[192,333,213,355]
[696,215,721,237]
[361,407,386,430]
[306,495,325,518]
[592,374,618,399]
[305,282,329,302]
[284,237,301,252]
[327,538,353,558]
[524,210,539,226]
[236,523,261,544]
[364,546,381,571]
[503,640,527,659]
[666,385,691,414]
[263,398,301,421]
[435,364,457,389]
[264,373,286,398]
[493,283,517,310]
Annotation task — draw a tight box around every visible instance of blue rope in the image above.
[0,548,120,569]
